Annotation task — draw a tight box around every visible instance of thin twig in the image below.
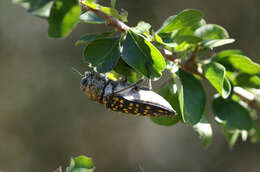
[186,44,200,64]
[234,91,260,111]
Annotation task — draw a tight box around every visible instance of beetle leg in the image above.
[145,62,152,90]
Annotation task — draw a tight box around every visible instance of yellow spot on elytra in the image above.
[120,99,124,103]
[146,106,151,109]
[129,103,133,106]
[128,107,133,110]
[113,97,119,101]
[119,104,123,108]
[123,108,128,111]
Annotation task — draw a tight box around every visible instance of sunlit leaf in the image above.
[122,30,166,80]
[80,11,105,24]
[48,0,81,38]
[213,54,260,75]
[195,24,229,40]
[200,39,235,49]
[132,21,151,36]
[202,62,231,98]
[67,155,95,172]
[158,9,203,33]
[84,1,127,22]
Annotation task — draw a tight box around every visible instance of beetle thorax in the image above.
[81,74,106,103]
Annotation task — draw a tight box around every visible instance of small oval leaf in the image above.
[213,54,260,75]
[212,96,253,131]
[195,24,229,40]
[48,0,81,38]
[176,69,206,125]
[158,9,204,33]
[84,38,120,73]
[122,30,166,79]
[202,62,231,98]
[67,155,95,172]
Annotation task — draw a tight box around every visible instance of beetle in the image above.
[73,68,176,117]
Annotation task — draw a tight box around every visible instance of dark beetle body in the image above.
[80,71,176,117]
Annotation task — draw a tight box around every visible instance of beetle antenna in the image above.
[71,67,84,77]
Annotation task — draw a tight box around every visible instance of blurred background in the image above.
[0,0,260,171]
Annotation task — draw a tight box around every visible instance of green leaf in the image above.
[202,62,231,98]
[48,0,81,38]
[111,0,116,8]
[195,24,229,40]
[174,35,202,44]
[193,114,213,148]
[224,129,241,148]
[132,21,151,35]
[13,0,53,18]
[214,49,243,57]
[249,122,260,143]
[213,54,260,75]
[113,58,143,83]
[84,38,120,73]
[80,11,105,24]
[75,32,111,46]
[175,69,206,125]
[122,30,166,79]
[158,9,204,33]
[84,1,127,22]
[154,33,178,47]
[200,39,235,49]
[67,155,95,172]
[212,96,253,131]
[233,73,260,89]
[150,80,181,126]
